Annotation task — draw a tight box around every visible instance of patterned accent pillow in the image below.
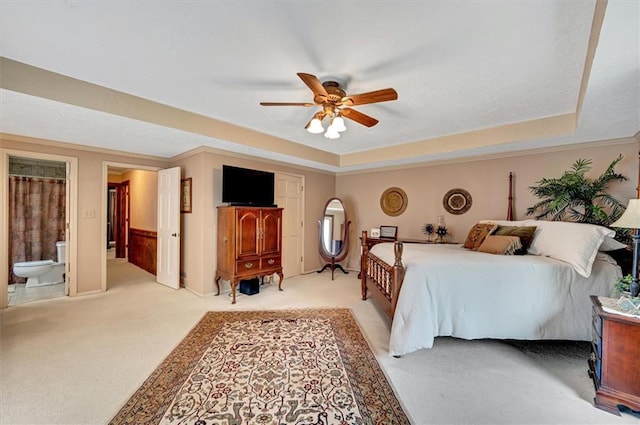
[492,225,537,255]
[463,223,498,250]
[477,235,522,255]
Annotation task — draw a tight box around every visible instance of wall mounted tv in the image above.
[222,165,275,207]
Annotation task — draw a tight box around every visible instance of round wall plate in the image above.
[380,187,408,217]
[443,188,472,215]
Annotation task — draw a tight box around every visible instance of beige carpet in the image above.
[110,309,409,425]
[1,261,639,424]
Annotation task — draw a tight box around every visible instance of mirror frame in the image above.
[318,197,351,264]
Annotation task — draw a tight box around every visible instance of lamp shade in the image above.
[332,116,347,132]
[611,199,640,229]
[324,127,340,139]
[307,118,324,134]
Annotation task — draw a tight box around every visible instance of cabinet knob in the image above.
[244,262,254,269]
[267,259,275,265]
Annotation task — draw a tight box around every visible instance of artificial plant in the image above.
[526,154,628,229]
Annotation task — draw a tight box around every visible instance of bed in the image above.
[360,181,625,356]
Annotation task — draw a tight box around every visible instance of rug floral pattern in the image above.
[110,309,409,425]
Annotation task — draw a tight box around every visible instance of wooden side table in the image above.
[588,296,640,415]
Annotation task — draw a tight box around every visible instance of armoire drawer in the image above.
[236,259,259,273]
[261,256,281,269]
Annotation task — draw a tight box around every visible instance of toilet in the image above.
[13,241,66,288]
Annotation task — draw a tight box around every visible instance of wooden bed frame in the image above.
[360,173,515,319]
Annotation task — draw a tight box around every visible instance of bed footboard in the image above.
[361,231,406,319]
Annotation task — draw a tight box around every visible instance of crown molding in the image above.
[336,136,639,176]
[170,145,335,176]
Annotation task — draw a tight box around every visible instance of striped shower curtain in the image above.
[8,176,66,284]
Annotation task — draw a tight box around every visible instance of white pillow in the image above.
[599,236,627,251]
[523,220,615,278]
[595,252,618,266]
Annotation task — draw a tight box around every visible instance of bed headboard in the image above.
[507,172,514,221]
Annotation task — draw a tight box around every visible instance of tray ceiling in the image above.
[0,1,638,172]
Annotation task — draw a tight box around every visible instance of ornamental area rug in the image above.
[109,309,410,425]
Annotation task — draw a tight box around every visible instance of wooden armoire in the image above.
[215,206,283,303]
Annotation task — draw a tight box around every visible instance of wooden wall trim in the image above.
[128,227,157,275]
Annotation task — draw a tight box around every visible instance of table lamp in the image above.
[611,199,640,297]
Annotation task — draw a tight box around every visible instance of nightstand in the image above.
[588,296,640,415]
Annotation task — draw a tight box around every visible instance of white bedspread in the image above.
[369,243,621,356]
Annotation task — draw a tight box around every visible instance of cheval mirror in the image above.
[318,197,351,280]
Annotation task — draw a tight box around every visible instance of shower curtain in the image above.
[8,176,66,284]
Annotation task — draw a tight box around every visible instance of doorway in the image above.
[7,157,66,306]
[1,149,78,309]
[101,162,160,292]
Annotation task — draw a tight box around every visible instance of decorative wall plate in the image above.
[443,188,472,215]
[380,187,408,217]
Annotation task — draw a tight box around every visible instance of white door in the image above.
[275,173,304,278]
[157,167,181,289]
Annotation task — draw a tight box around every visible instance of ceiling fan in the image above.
[260,73,398,139]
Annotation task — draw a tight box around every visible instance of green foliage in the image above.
[526,155,628,233]
[615,274,633,294]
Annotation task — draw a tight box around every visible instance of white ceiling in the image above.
[0,1,638,173]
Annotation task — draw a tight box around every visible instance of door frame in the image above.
[119,181,130,259]
[0,149,78,308]
[101,162,160,292]
[116,181,130,259]
[107,182,128,258]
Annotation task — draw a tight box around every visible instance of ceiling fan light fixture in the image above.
[261,72,398,135]
[324,126,340,139]
[332,116,347,132]
[307,118,324,134]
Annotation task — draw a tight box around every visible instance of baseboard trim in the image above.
[73,289,103,297]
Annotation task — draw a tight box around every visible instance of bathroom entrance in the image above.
[6,156,69,306]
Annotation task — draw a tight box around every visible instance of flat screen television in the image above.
[222,165,275,207]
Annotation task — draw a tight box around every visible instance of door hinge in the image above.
[301,220,303,227]
[301,256,303,263]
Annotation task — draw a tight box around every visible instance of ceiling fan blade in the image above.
[342,88,398,106]
[297,72,329,102]
[340,108,379,127]
[260,102,315,107]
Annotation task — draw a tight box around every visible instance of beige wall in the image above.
[171,149,334,296]
[3,135,637,300]
[108,173,123,184]
[1,136,169,295]
[123,169,158,231]
[337,140,639,269]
